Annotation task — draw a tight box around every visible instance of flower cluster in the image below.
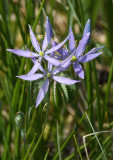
[7,17,103,108]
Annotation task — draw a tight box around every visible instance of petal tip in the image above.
[87,19,91,24]
[35,103,39,108]
[6,49,11,52]
[28,24,30,27]
[86,32,90,36]
[69,26,72,32]
[28,24,31,30]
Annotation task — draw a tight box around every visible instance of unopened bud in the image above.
[15,111,25,130]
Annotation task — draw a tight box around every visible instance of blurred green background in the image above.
[0,0,113,159]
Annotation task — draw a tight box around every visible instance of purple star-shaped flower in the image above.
[55,19,103,79]
[7,17,71,71]
[17,62,80,108]
[68,29,103,79]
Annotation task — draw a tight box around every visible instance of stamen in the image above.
[63,45,66,48]
[51,38,53,42]
[41,35,43,38]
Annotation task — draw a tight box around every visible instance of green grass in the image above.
[0,0,113,159]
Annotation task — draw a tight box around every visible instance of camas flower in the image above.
[17,62,80,108]
[7,17,72,70]
[67,29,103,79]
[54,19,103,79]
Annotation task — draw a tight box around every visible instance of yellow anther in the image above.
[41,35,43,38]
[51,38,53,42]
[71,55,77,61]
[74,43,77,47]
[63,44,66,48]
[39,51,43,56]
[75,40,77,42]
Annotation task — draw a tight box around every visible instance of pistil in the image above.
[46,72,51,78]
[39,51,43,56]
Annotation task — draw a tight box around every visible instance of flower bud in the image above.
[15,111,25,129]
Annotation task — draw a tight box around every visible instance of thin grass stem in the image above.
[57,121,62,160]
[64,153,74,160]
[92,60,102,130]
[73,135,83,160]
[103,58,113,122]
[44,148,50,160]
[24,133,37,160]
[67,0,83,30]
[85,113,106,160]
[86,62,94,128]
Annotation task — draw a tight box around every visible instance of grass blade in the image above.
[57,121,62,160]
[67,0,82,30]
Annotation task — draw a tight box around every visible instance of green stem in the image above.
[92,60,102,130]
[50,0,54,25]
[0,75,16,131]
[57,121,62,160]
[53,129,75,160]
[10,0,25,43]
[86,113,106,160]
[32,0,45,33]
[18,81,25,111]
[2,124,12,160]
[86,62,94,128]
[44,148,50,160]
[67,0,82,30]
[14,128,20,160]
[103,58,113,122]
[24,133,37,160]
[26,109,37,138]
[75,77,79,118]
[64,153,74,160]
[11,58,26,112]
[73,135,83,160]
